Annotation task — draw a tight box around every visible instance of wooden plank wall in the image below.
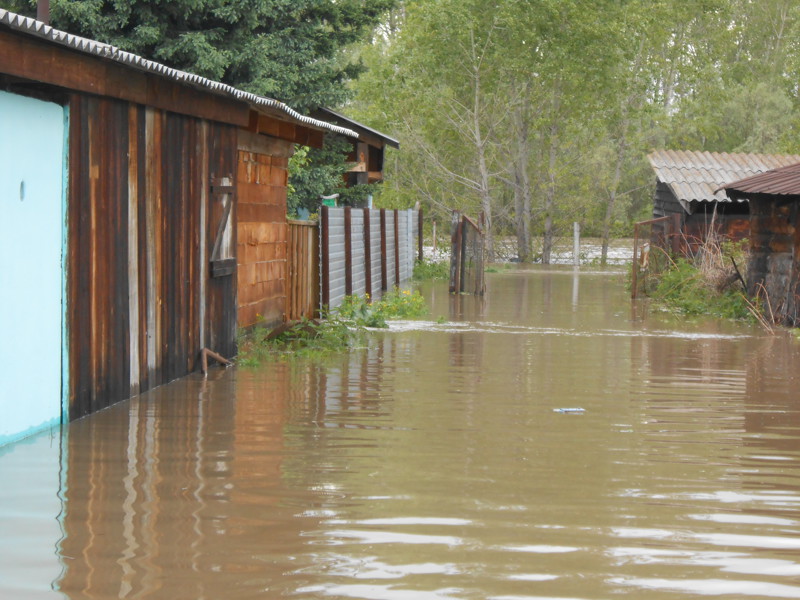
[287,221,320,320]
[68,94,237,420]
[236,148,289,328]
[747,197,799,324]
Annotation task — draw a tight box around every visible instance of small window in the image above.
[210,176,236,277]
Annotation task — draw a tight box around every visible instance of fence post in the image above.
[670,213,682,255]
[321,205,330,308]
[573,222,580,266]
[418,208,424,262]
[449,210,461,294]
[380,209,388,291]
[394,209,401,288]
[460,216,468,293]
[631,222,640,300]
[363,207,372,300]
[344,206,352,296]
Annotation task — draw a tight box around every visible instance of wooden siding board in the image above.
[65,94,238,419]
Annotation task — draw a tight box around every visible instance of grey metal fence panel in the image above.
[350,210,366,297]
[321,207,420,309]
[398,211,409,283]
[369,211,382,300]
[326,208,347,309]
[385,210,396,288]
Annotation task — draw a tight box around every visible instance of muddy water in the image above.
[4,267,800,599]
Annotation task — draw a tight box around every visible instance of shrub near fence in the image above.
[320,206,422,310]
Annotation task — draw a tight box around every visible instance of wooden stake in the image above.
[200,347,232,376]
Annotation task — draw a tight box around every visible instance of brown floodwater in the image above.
[4,267,800,599]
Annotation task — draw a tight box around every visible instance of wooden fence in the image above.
[320,207,423,310]
[287,220,320,320]
[449,211,485,295]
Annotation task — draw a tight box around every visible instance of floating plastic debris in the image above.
[553,408,585,414]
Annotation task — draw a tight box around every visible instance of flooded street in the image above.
[4,267,800,599]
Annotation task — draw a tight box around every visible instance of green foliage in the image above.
[336,289,427,326]
[651,259,752,320]
[237,317,358,366]
[412,259,449,281]
[5,0,396,112]
[287,134,383,216]
[350,0,800,260]
[287,135,349,215]
[237,289,427,365]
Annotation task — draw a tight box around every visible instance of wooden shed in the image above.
[0,9,355,445]
[313,108,400,190]
[647,150,800,253]
[720,163,800,325]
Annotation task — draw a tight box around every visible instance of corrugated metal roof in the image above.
[315,108,400,149]
[0,9,358,139]
[719,162,800,198]
[647,150,800,208]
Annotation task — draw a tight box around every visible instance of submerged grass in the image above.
[237,288,428,365]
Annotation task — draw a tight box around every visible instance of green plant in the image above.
[413,259,449,280]
[651,258,753,320]
[237,289,428,365]
[337,288,428,325]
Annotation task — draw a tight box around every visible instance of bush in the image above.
[651,258,752,320]
[237,289,428,365]
[337,289,428,326]
[413,259,450,281]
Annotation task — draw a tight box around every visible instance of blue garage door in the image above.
[0,90,66,447]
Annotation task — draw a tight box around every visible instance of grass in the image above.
[646,234,762,323]
[413,259,450,280]
[237,288,428,365]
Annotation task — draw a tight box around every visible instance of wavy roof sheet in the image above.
[720,162,800,199]
[647,150,800,207]
[0,9,358,139]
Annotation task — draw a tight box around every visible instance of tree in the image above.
[3,0,396,112]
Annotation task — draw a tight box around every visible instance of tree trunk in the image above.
[513,91,532,262]
[542,116,559,264]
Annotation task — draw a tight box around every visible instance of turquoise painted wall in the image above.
[0,90,66,447]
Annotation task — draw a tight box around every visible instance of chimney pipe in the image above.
[37,0,50,25]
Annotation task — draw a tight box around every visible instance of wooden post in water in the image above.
[449,210,462,294]
[418,208,424,262]
[631,222,640,299]
[573,222,580,266]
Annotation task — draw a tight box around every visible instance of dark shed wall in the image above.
[68,94,237,419]
[653,180,750,254]
[746,196,800,325]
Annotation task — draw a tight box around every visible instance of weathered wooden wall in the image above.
[747,197,800,325]
[653,182,750,255]
[236,133,292,329]
[67,95,237,420]
[287,221,320,320]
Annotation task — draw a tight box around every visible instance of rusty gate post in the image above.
[449,210,461,294]
[671,213,682,255]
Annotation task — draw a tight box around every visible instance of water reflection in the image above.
[5,268,800,599]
